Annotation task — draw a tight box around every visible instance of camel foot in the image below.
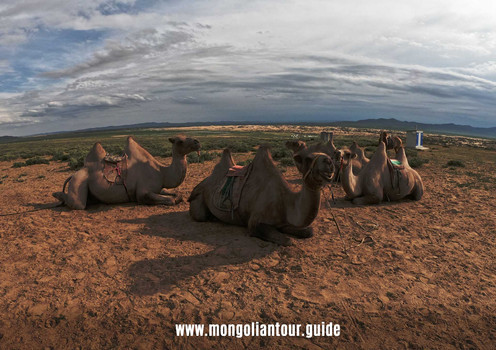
[141,192,183,206]
[174,195,183,205]
[279,226,313,238]
[250,223,292,246]
[160,189,178,196]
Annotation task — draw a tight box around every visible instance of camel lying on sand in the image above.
[188,145,335,246]
[341,142,423,205]
[53,135,200,209]
[379,131,403,153]
[286,140,369,180]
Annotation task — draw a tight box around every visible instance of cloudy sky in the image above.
[1,0,496,136]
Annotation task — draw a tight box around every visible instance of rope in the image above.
[322,185,375,255]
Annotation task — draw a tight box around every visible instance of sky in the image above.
[1,0,496,136]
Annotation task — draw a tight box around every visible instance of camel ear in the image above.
[169,137,175,144]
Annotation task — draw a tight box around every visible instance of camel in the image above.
[379,131,403,153]
[341,141,423,205]
[188,145,335,246]
[285,140,368,180]
[53,135,201,209]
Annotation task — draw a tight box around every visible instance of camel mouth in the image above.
[322,172,334,182]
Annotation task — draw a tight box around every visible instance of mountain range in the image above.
[1,118,495,142]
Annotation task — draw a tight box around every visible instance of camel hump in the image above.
[220,148,235,166]
[86,142,106,163]
[126,136,136,145]
[254,144,272,160]
[252,144,277,170]
[394,146,409,166]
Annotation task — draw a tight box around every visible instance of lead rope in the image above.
[322,183,348,256]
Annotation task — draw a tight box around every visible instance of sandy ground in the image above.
[0,142,495,349]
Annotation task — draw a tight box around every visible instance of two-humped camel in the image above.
[379,130,403,153]
[342,141,423,205]
[286,140,369,180]
[188,145,334,246]
[53,135,200,209]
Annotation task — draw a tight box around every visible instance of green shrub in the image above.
[25,156,50,166]
[446,160,465,168]
[69,156,85,170]
[12,162,26,168]
[271,148,292,161]
[187,151,220,164]
[279,157,295,167]
[409,157,429,168]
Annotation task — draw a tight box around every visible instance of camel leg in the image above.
[352,194,381,205]
[248,221,291,246]
[140,192,183,206]
[159,189,178,196]
[279,226,314,238]
[411,177,424,201]
[53,168,89,210]
[189,194,213,222]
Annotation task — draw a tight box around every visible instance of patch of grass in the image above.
[25,156,50,166]
[12,162,26,168]
[187,151,220,164]
[69,156,85,170]
[279,157,295,167]
[408,157,429,168]
[446,160,465,168]
[11,156,49,168]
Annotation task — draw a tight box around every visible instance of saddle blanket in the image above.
[103,153,128,185]
[214,163,253,212]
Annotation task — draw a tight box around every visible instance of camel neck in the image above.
[286,179,322,228]
[341,162,361,198]
[160,152,187,189]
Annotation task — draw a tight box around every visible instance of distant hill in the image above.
[1,118,495,141]
[326,118,496,138]
[0,136,19,143]
[70,118,496,139]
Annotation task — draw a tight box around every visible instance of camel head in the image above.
[169,135,201,156]
[285,140,307,153]
[293,148,335,187]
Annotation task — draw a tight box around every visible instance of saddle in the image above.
[214,163,253,213]
[103,153,128,191]
[387,158,405,194]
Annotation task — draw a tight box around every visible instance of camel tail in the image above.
[62,175,72,193]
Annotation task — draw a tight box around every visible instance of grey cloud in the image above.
[41,29,193,78]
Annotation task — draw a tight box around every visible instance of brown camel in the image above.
[341,141,423,205]
[53,135,200,209]
[188,145,335,246]
[379,130,403,153]
[285,140,368,180]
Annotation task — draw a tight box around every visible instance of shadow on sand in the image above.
[121,212,281,296]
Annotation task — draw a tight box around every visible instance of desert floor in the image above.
[0,134,495,349]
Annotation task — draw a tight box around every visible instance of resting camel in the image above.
[53,135,200,209]
[285,140,368,180]
[188,145,335,246]
[341,141,423,205]
[379,131,403,153]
